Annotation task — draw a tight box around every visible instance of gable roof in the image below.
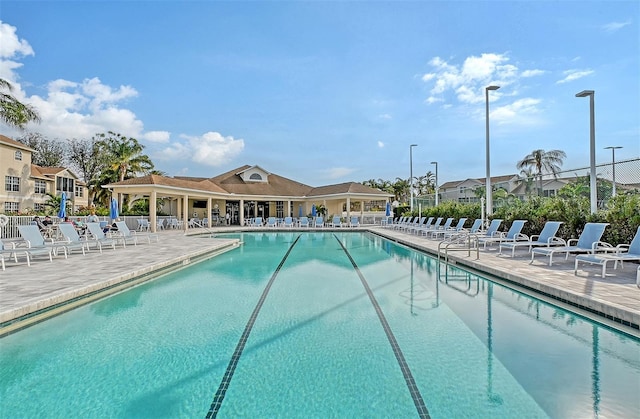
[0,134,34,152]
[308,182,391,198]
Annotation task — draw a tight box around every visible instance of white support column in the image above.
[239,199,245,226]
[207,197,212,228]
[346,197,351,219]
[150,190,157,233]
[182,195,189,232]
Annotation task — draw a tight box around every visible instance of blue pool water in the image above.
[1,232,638,418]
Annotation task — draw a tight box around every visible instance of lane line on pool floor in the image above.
[334,234,431,419]
[205,234,302,419]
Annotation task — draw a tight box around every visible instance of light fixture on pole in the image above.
[604,146,622,197]
[430,161,438,207]
[409,144,418,212]
[576,90,597,214]
[485,85,500,216]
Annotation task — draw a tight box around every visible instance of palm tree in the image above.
[99,131,154,183]
[517,168,536,198]
[0,78,40,129]
[517,149,567,196]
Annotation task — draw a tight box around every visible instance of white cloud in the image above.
[491,98,542,125]
[421,53,538,104]
[378,113,392,120]
[321,167,356,180]
[0,21,33,82]
[602,19,632,32]
[143,131,171,143]
[556,69,594,84]
[521,69,545,77]
[158,131,244,167]
[377,141,384,148]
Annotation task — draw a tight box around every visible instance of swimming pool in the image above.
[0,231,638,418]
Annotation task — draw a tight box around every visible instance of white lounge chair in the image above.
[427,217,455,239]
[0,238,30,270]
[283,217,294,228]
[575,226,640,277]
[298,217,310,228]
[314,217,324,228]
[17,224,68,264]
[85,222,121,250]
[531,222,610,266]
[435,218,467,240]
[498,221,563,257]
[267,217,277,228]
[115,221,159,245]
[349,216,360,228]
[478,220,527,249]
[57,222,99,255]
[330,216,342,228]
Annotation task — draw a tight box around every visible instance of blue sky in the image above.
[1,1,638,187]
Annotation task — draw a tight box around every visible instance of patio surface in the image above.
[1,226,638,337]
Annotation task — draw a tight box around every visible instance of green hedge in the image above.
[406,193,640,246]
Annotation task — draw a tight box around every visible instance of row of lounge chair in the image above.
[385,216,640,278]
[0,221,159,270]
[248,216,360,228]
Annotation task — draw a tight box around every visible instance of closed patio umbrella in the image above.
[57,192,67,219]
[385,202,391,217]
[298,204,303,218]
[110,197,119,221]
[311,204,317,217]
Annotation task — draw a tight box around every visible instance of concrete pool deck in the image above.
[1,226,638,336]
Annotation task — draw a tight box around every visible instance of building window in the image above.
[4,202,19,213]
[14,150,22,161]
[35,179,47,194]
[34,203,46,212]
[5,176,20,192]
[249,173,263,180]
[75,186,84,198]
[276,201,284,218]
[56,177,74,193]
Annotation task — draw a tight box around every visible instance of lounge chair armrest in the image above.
[515,233,529,241]
[567,238,578,246]
[530,234,540,241]
[593,241,615,252]
[616,244,630,252]
[548,237,565,245]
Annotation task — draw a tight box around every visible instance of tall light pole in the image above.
[604,146,622,197]
[485,85,500,216]
[576,90,597,214]
[430,161,438,207]
[409,144,418,212]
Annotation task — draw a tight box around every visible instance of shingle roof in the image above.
[107,174,228,194]
[0,134,34,152]
[106,165,391,199]
[207,165,314,197]
[308,182,390,197]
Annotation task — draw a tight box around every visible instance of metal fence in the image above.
[415,157,639,209]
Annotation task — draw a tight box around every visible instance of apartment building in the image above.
[0,134,88,214]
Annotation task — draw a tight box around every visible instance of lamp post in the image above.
[410,144,418,212]
[485,85,500,216]
[576,90,597,214]
[430,161,438,207]
[604,146,622,197]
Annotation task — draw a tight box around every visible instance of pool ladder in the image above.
[437,232,480,266]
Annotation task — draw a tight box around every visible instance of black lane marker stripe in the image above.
[205,235,302,419]
[334,234,431,419]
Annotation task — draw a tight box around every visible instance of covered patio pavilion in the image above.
[105,165,393,232]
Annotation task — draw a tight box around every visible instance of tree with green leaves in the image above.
[516,149,566,196]
[98,131,154,183]
[0,78,40,129]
